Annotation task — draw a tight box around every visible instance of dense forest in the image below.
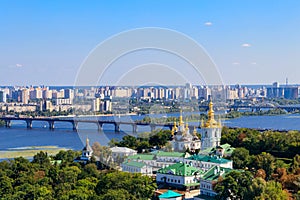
[0,150,156,200]
[215,127,300,199]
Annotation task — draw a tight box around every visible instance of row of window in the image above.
[200,191,215,197]
[184,161,215,169]
[157,158,180,163]
[122,166,141,173]
[202,131,221,138]
[201,183,211,190]
[160,177,197,185]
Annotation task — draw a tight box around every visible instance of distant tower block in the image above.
[286,78,288,86]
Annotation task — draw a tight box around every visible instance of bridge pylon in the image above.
[115,123,120,132]
[48,121,55,130]
[97,122,103,132]
[132,124,138,133]
[150,124,156,132]
[26,120,32,129]
[72,122,78,131]
[5,120,11,128]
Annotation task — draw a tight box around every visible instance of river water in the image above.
[0,113,299,152]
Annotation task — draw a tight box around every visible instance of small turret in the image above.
[179,109,184,126]
[173,121,178,132]
[203,99,220,128]
[86,137,89,146]
[81,136,93,161]
[193,127,197,136]
[201,119,204,127]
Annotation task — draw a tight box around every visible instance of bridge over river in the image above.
[0,116,198,133]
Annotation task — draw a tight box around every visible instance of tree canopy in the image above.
[0,150,157,199]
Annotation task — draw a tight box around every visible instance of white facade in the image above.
[195,166,233,199]
[185,155,233,171]
[126,152,186,171]
[156,173,199,186]
[200,127,222,150]
[200,101,222,151]
[171,112,201,152]
[80,138,93,161]
[199,180,217,197]
[121,161,152,175]
[54,98,72,105]
[156,163,202,189]
[110,147,137,161]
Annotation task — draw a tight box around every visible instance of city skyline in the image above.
[1,1,300,85]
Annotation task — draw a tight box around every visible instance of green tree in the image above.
[0,175,13,197]
[119,135,138,149]
[247,177,266,199]
[163,141,173,152]
[215,171,252,200]
[290,154,300,174]
[254,152,275,180]
[58,166,81,184]
[149,130,171,148]
[96,171,156,200]
[99,189,132,200]
[32,151,51,168]
[54,150,80,164]
[136,141,151,153]
[92,143,114,169]
[256,181,289,200]
[231,147,250,169]
[35,185,53,200]
[108,138,118,147]
[79,163,99,179]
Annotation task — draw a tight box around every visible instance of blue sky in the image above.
[1,0,300,85]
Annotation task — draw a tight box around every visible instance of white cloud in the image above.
[241,43,251,47]
[16,64,23,67]
[232,62,240,65]
[204,22,212,26]
[251,62,257,65]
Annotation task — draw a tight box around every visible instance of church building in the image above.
[171,111,201,152]
[200,100,222,151]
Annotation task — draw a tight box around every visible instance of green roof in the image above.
[201,166,232,181]
[122,160,146,168]
[158,162,203,176]
[159,190,182,198]
[184,182,200,187]
[219,144,235,154]
[200,143,235,156]
[156,151,186,158]
[220,143,231,149]
[127,154,155,160]
[187,154,231,164]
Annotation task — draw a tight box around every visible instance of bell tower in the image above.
[200,99,222,150]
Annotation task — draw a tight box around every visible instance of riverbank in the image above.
[0,146,69,159]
